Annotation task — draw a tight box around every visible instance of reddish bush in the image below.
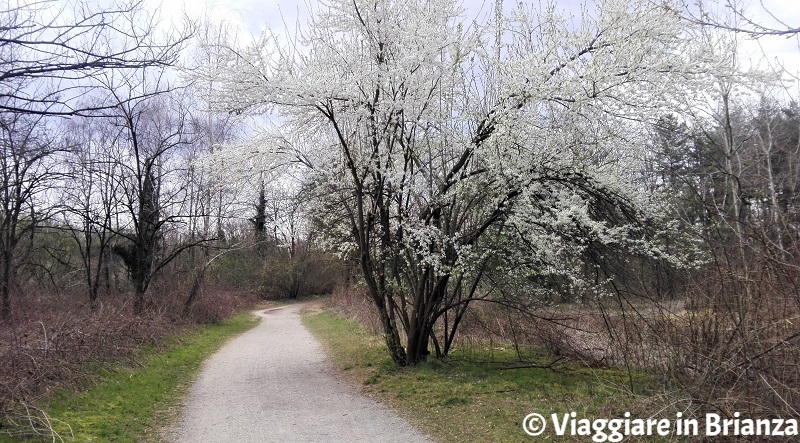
[0,287,258,434]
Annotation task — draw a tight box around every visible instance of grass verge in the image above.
[302,309,669,443]
[0,311,259,443]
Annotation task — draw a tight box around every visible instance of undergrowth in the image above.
[0,310,258,442]
[302,309,682,443]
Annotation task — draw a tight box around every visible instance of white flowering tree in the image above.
[198,0,718,365]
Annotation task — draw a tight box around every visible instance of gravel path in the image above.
[171,304,432,443]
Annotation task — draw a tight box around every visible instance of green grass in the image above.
[0,312,259,443]
[302,310,670,443]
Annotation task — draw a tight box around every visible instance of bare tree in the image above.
[61,118,126,309]
[0,113,65,319]
[680,0,800,37]
[0,0,193,320]
[99,70,208,313]
[0,0,192,116]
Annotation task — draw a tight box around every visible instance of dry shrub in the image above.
[412,299,610,364]
[0,286,258,435]
[259,252,345,300]
[511,250,800,420]
[326,282,382,335]
[524,311,619,365]
[186,289,259,324]
[0,294,177,417]
[324,282,632,365]
[656,255,800,418]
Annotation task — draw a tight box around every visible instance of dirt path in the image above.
[171,304,432,443]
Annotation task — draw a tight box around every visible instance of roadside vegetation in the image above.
[0,310,258,442]
[303,301,672,443]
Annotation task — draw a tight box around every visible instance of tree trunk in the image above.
[405,317,433,365]
[134,283,146,314]
[0,289,9,320]
[0,252,12,320]
[183,269,204,316]
[366,275,408,366]
[89,283,99,312]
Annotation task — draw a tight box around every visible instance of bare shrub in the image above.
[326,282,382,335]
[0,285,258,438]
[259,252,345,300]
[659,253,800,418]
[186,289,259,325]
[526,247,800,420]
[0,294,172,420]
